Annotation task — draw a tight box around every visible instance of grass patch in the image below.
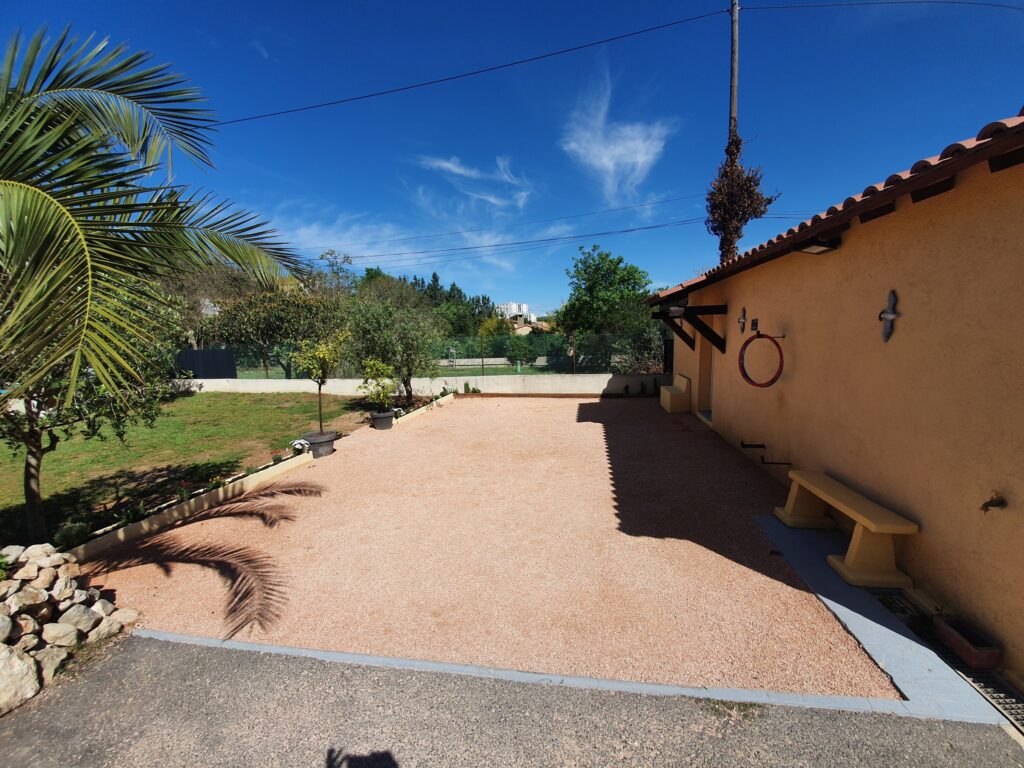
[0,392,367,545]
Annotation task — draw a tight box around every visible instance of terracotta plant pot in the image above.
[301,430,338,458]
[370,411,395,430]
[933,615,1004,671]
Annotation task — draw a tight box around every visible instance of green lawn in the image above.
[0,392,366,546]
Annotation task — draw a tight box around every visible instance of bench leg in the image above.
[774,483,837,529]
[827,525,913,588]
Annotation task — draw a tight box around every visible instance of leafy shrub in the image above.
[53,521,91,551]
[505,335,538,367]
[358,358,397,413]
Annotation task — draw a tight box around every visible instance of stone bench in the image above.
[659,374,690,414]
[775,470,919,588]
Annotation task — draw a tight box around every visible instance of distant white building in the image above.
[497,302,536,323]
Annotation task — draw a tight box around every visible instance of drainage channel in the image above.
[870,588,1024,735]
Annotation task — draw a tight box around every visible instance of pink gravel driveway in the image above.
[89,397,897,698]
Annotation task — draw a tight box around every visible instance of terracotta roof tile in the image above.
[648,108,1024,305]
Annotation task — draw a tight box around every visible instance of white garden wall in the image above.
[179,373,670,397]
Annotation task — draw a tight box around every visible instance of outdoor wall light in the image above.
[665,306,686,318]
[796,237,841,254]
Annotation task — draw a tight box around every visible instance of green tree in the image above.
[347,300,443,406]
[554,245,666,373]
[0,27,302,407]
[0,298,183,541]
[556,245,651,336]
[291,331,347,434]
[505,335,538,367]
[204,291,345,378]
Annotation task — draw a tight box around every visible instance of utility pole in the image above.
[729,0,739,139]
[706,0,777,264]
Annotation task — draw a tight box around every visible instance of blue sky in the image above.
[4,1,1023,313]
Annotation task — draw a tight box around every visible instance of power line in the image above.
[365,211,808,271]
[294,194,709,250]
[349,217,708,261]
[344,212,811,266]
[212,1,1020,128]
[211,9,727,127]
[746,1,1023,10]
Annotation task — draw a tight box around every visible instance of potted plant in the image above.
[359,358,397,429]
[292,331,347,457]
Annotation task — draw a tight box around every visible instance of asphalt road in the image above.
[0,635,1021,768]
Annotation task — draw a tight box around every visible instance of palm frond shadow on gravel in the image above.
[90,480,323,638]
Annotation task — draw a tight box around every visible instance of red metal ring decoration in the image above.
[738,333,784,388]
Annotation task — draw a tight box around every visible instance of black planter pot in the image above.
[301,430,338,458]
[370,410,395,430]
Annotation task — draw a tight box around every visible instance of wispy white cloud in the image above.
[249,39,269,60]
[415,154,533,210]
[561,74,675,204]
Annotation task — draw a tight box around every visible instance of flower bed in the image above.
[392,391,455,426]
[67,452,314,563]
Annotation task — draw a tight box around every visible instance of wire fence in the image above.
[188,331,671,379]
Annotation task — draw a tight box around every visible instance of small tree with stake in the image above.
[505,335,538,372]
[291,331,347,435]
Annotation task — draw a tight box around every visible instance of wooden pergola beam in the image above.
[653,312,695,350]
[683,308,727,354]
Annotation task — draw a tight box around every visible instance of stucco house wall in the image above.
[672,160,1024,676]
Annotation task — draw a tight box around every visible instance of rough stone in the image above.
[18,543,56,563]
[0,545,25,563]
[86,617,122,644]
[57,598,73,612]
[14,633,41,652]
[38,553,68,569]
[0,580,19,600]
[41,622,79,647]
[71,589,89,605]
[0,645,40,715]
[6,587,48,614]
[0,613,11,643]
[110,608,139,625]
[91,599,115,617]
[59,604,101,633]
[85,587,102,602]
[11,562,39,581]
[50,576,76,601]
[56,563,81,580]
[15,614,40,636]
[29,567,57,590]
[29,602,54,622]
[31,645,69,684]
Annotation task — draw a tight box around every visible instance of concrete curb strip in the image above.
[394,392,455,426]
[132,628,1005,724]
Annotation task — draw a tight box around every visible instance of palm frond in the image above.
[9,27,214,167]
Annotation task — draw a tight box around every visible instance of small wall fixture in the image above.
[796,237,841,255]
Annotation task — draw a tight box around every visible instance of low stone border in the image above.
[393,391,455,426]
[68,452,314,562]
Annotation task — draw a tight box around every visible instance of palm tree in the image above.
[0,27,303,405]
